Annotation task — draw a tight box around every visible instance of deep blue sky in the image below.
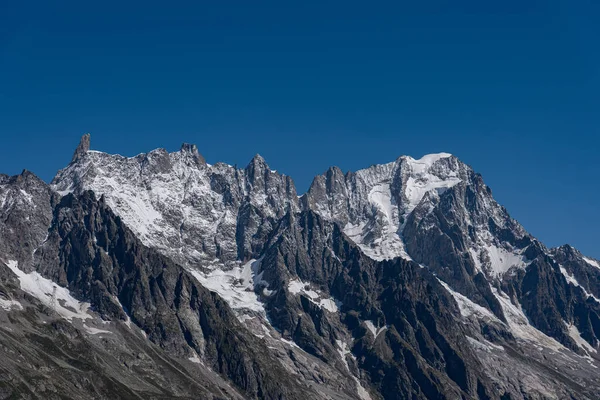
[0,1,598,257]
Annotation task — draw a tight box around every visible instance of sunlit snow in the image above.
[583,257,600,270]
[4,260,93,322]
[313,153,461,262]
[402,153,460,214]
[188,353,202,364]
[492,288,564,351]
[0,297,23,311]
[287,278,341,312]
[364,320,387,338]
[469,244,529,277]
[336,339,372,400]
[565,322,597,355]
[84,326,112,335]
[438,279,496,319]
[191,259,269,316]
[558,265,600,303]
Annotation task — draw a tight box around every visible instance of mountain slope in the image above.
[304,151,600,356]
[0,134,598,399]
[33,191,319,399]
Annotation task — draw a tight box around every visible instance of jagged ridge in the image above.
[0,134,598,399]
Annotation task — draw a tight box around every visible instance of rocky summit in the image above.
[0,134,598,400]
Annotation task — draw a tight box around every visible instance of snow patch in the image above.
[470,244,528,277]
[559,266,600,303]
[288,279,318,298]
[466,336,504,353]
[281,337,302,350]
[485,244,528,276]
[19,189,34,204]
[287,278,341,313]
[355,382,372,400]
[319,298,340,313]
[336,339,372,400]
[4,260,93,322]
[0,297,23,311]
[364,320,387,338]
[191,259,268,315]
[188,354,202,364]
[492,288,564,351]
[583,257,600,270]
[336,339,353,367]
[444,279,592,355]
[438,279,497,319]
[565,322,597,355]
[84,326,111,335]
[403,153,460,214]
[368,183,394,224]
[123,313,133,329]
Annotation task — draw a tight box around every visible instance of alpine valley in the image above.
[0,134,599,400]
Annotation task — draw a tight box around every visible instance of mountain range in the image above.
[0,134,598,399]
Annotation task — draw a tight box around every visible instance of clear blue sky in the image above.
[0,1,598,257]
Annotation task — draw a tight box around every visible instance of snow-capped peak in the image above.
[304,151,532,282]
[52,136,529,284]
[304,152,464,261]
[400,152,461,215]
[51,135,299,270]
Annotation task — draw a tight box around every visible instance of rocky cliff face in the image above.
[256,209,496,399]
[1,135,599,399]
[0,171,56,271]
[33,191,319,399]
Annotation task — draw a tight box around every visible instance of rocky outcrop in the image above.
[0,170,56,271]
[71,133,90,163]
[552,244,600,300]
